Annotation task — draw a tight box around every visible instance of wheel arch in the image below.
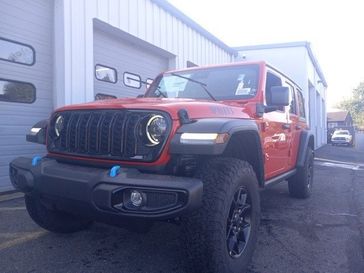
[222,130,265,187]
[170,118,265,187]
[296,130,315,168]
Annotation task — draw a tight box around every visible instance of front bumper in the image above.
[9,157,203,220]
[331,139,351,144]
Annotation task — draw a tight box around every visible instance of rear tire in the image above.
[181,158,260,273]
[288,147,314,198]
[25,194,92,233]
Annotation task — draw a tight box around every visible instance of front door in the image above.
[262,71,291,180]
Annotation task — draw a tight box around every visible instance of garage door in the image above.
[93,28,170,99]
[0,0,53,191]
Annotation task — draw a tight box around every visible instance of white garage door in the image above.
[94,28,170,98]
[0,0,53,191]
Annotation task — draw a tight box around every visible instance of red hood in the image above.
[56,98,251,120]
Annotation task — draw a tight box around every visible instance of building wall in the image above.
[54,0,235,108]
[0,0,54,191]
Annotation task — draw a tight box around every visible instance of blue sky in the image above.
[168,0,364,108]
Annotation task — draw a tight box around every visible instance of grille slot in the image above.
[48,110,169,162]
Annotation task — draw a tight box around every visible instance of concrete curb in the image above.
[0,192,24,202]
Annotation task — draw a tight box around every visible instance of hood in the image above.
[56,97,251,120]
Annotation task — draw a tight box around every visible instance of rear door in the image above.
[286,82,301,169]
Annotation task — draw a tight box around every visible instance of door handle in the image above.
[295,125,302,130]
[282,124,291,130]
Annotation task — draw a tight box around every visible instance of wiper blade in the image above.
[170,72,216,101]
[156,88,167,98]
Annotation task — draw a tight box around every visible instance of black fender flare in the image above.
[170,118,265,186]
[26,119,48,145]
[296,130,314,168]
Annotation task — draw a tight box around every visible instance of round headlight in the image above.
[146,115,167,145]
[54,115,64,137]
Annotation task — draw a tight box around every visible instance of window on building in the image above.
[0,79,36,103]
[95,93,117,100]
[297,90,306,119]
[328,122,338,129]
[95,64,117,83]
[123,72,141,89]
[0,38,35,65]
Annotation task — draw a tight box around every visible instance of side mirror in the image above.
[270,86,289,106]
[26,119,48,145]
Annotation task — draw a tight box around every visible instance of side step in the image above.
[264,169,296,188]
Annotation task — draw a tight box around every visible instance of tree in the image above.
[337,82,364,127]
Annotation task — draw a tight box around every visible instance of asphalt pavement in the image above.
[1,133,364,273]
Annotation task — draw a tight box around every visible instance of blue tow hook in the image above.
[109,165,121,177]
[32,156,42,166]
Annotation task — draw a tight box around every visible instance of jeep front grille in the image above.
[47,110,171,162]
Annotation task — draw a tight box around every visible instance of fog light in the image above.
[130,190,143,207]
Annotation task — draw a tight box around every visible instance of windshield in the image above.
[334,131,349,135]
[146,65,259,100]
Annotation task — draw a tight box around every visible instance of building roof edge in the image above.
[151,0,237,56]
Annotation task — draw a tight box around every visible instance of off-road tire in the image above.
[181,157,260,273]
[288,147,314,198]
[25,194,92,233]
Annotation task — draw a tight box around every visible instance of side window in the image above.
[265,71,282,106]
[0,78,36,103]
[123,72,141,89]
[95,64,117,83]
[0,37,35,65]
[297,90,306,119]
[286,83,297,115]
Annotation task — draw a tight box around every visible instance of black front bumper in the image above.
[9,157,203,221]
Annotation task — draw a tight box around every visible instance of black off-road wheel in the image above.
[288,147,314,198]
[181,158,261,273]
[25,194,92,233]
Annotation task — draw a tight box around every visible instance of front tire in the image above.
[25,194,92,233]
[288,147,314,198]
[181,158,260,273]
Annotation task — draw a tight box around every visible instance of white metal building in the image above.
[0,0,236,191]
[234,42,328,149]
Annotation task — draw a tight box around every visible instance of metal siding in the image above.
[97,0,109,22]
[137,0,147,40]
[129,0,138,36]
[0,0,53,191]
[93,29,169,98]
[109,0,120,27]
[145,0,154,43]
[55,0,234,107]
[159,9,167,50]
[119,0,129,31]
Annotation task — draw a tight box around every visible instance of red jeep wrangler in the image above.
[9,61,314,273]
